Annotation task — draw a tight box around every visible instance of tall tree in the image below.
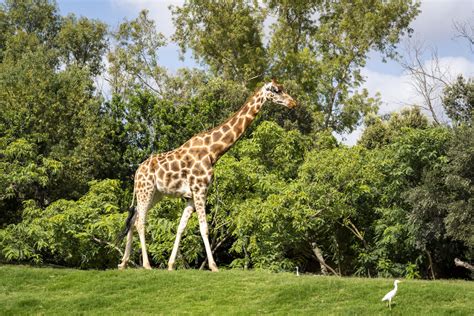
[405,126,473,278]
[107,10,168,98]
[1,0,60,47]
[267,0,419,133]
[0,0,117,224]
[56,14,108,76]
[171,0,267,87]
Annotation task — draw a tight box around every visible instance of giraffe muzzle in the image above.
[288,99,297,109]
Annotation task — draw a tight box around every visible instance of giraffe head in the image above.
[262,79,297,109]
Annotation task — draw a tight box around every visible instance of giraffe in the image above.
[117,79,297,271]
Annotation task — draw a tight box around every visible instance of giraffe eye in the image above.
[271,86,280,94]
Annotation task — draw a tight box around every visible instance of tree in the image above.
[383,127,450,278]
[267,0,419,133]
[171,0,267,87]
[454,18,474,53]
[405,126,473,278]
[56,14,108,76]
[0,0,118,224]
[1,0,60,49]
[107,10,168,98]
[359,107,429,149]
[442,75,473,126]
[399,40,455,125]
[170,0,418,134]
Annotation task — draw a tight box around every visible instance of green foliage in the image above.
[108,10,167,98]
[359,107,429,149]
[266,0,418,133]
[171,0,417,134]
[234,121,312,179]
[0,0,118,223]
[442,126,474,248]
[0,180,126,268]
[56,14,108,75]
[171,0,266,86]
[404,126,474,276]
[0,0,472,280]
[442,75,474,126]
[0,138,62,224]
[1,0,61,50]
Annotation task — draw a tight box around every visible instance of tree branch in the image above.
[453,20,474,53]
[425,250,436,280]
[454,258,474,272]
[400,40,453,125]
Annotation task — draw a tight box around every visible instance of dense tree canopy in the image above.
[0,0,472,279]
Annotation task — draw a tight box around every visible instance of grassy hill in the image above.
[1,265,473,315]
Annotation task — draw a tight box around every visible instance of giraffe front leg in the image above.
[194,195,218,272]
[168,200,194,271]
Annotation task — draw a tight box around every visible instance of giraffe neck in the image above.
[205,89,265,163]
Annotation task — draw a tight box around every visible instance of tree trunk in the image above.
[425,250,436,280]
[311,242,340,276]
[312,243,328,275]
[454,258,474,272]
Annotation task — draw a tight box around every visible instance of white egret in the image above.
[381,280,401,309]
[296,266,300,276]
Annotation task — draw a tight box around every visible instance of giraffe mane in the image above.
[189,85,263,139]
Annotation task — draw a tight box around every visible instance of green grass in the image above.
[1,265,473,315]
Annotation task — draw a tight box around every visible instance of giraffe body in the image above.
[118,80,296,271]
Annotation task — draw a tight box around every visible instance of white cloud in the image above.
[108,0,196,72]
[109,0,183,36]
[335,56,474,146]
[363,56,474,115]
[435,56,474,79]
[412,0,474,43]
[362,70,413,115]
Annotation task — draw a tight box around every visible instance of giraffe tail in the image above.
[115,206,136,246]
[115,189,137,246]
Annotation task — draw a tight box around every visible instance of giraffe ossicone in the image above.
[117,79,297,271]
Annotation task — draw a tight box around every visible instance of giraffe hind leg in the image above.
[117,205,137,269]
[134,187,160,270]
[118,215,136,270]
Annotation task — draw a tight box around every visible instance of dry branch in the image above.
[454,258,474,272]
[92,236,138,268]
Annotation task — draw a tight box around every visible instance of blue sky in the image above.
[55,0,474,143]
